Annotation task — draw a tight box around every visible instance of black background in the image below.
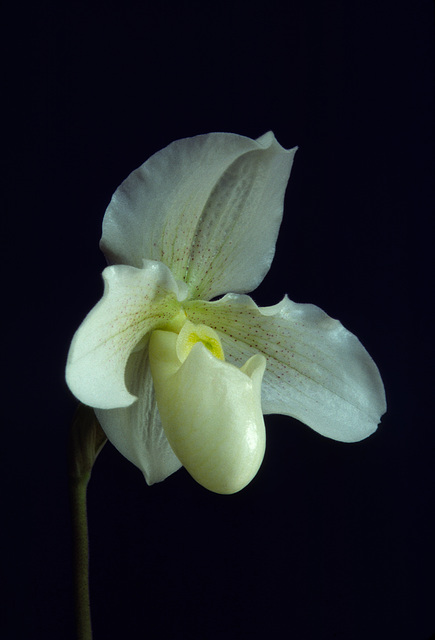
[4,1,434,639]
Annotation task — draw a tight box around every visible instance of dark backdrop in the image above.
[4,2,434,639]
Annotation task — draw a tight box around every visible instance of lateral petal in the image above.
[185,294,386,443]
[66,260,181,409]
[100,132,296,300]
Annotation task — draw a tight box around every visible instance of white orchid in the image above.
[66,132,386,494]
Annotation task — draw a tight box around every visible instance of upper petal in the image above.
[100,132,297,300]
[66,260,182,409]
[185,294,386,443]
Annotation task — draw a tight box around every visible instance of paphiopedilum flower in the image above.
[66,132,386,494]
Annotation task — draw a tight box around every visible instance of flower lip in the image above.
[149,328,267,494]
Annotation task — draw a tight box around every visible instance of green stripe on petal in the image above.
[66,260,182,409]
[101,132,296,300]
[184,294,386,443]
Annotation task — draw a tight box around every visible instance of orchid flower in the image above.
[66,132,386,494]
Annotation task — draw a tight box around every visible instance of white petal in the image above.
[185,294,386,443]
[66,260,181,409]
[149,330,266,494]
[95,346,182,485]
[100,132,297,300]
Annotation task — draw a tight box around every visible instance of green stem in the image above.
[70,473,92,640]
[68,404,107,640]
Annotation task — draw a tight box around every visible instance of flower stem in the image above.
[70,473,92,640]
[68,404,107,640]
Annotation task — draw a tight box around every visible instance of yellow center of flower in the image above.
[176,320,225,363]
